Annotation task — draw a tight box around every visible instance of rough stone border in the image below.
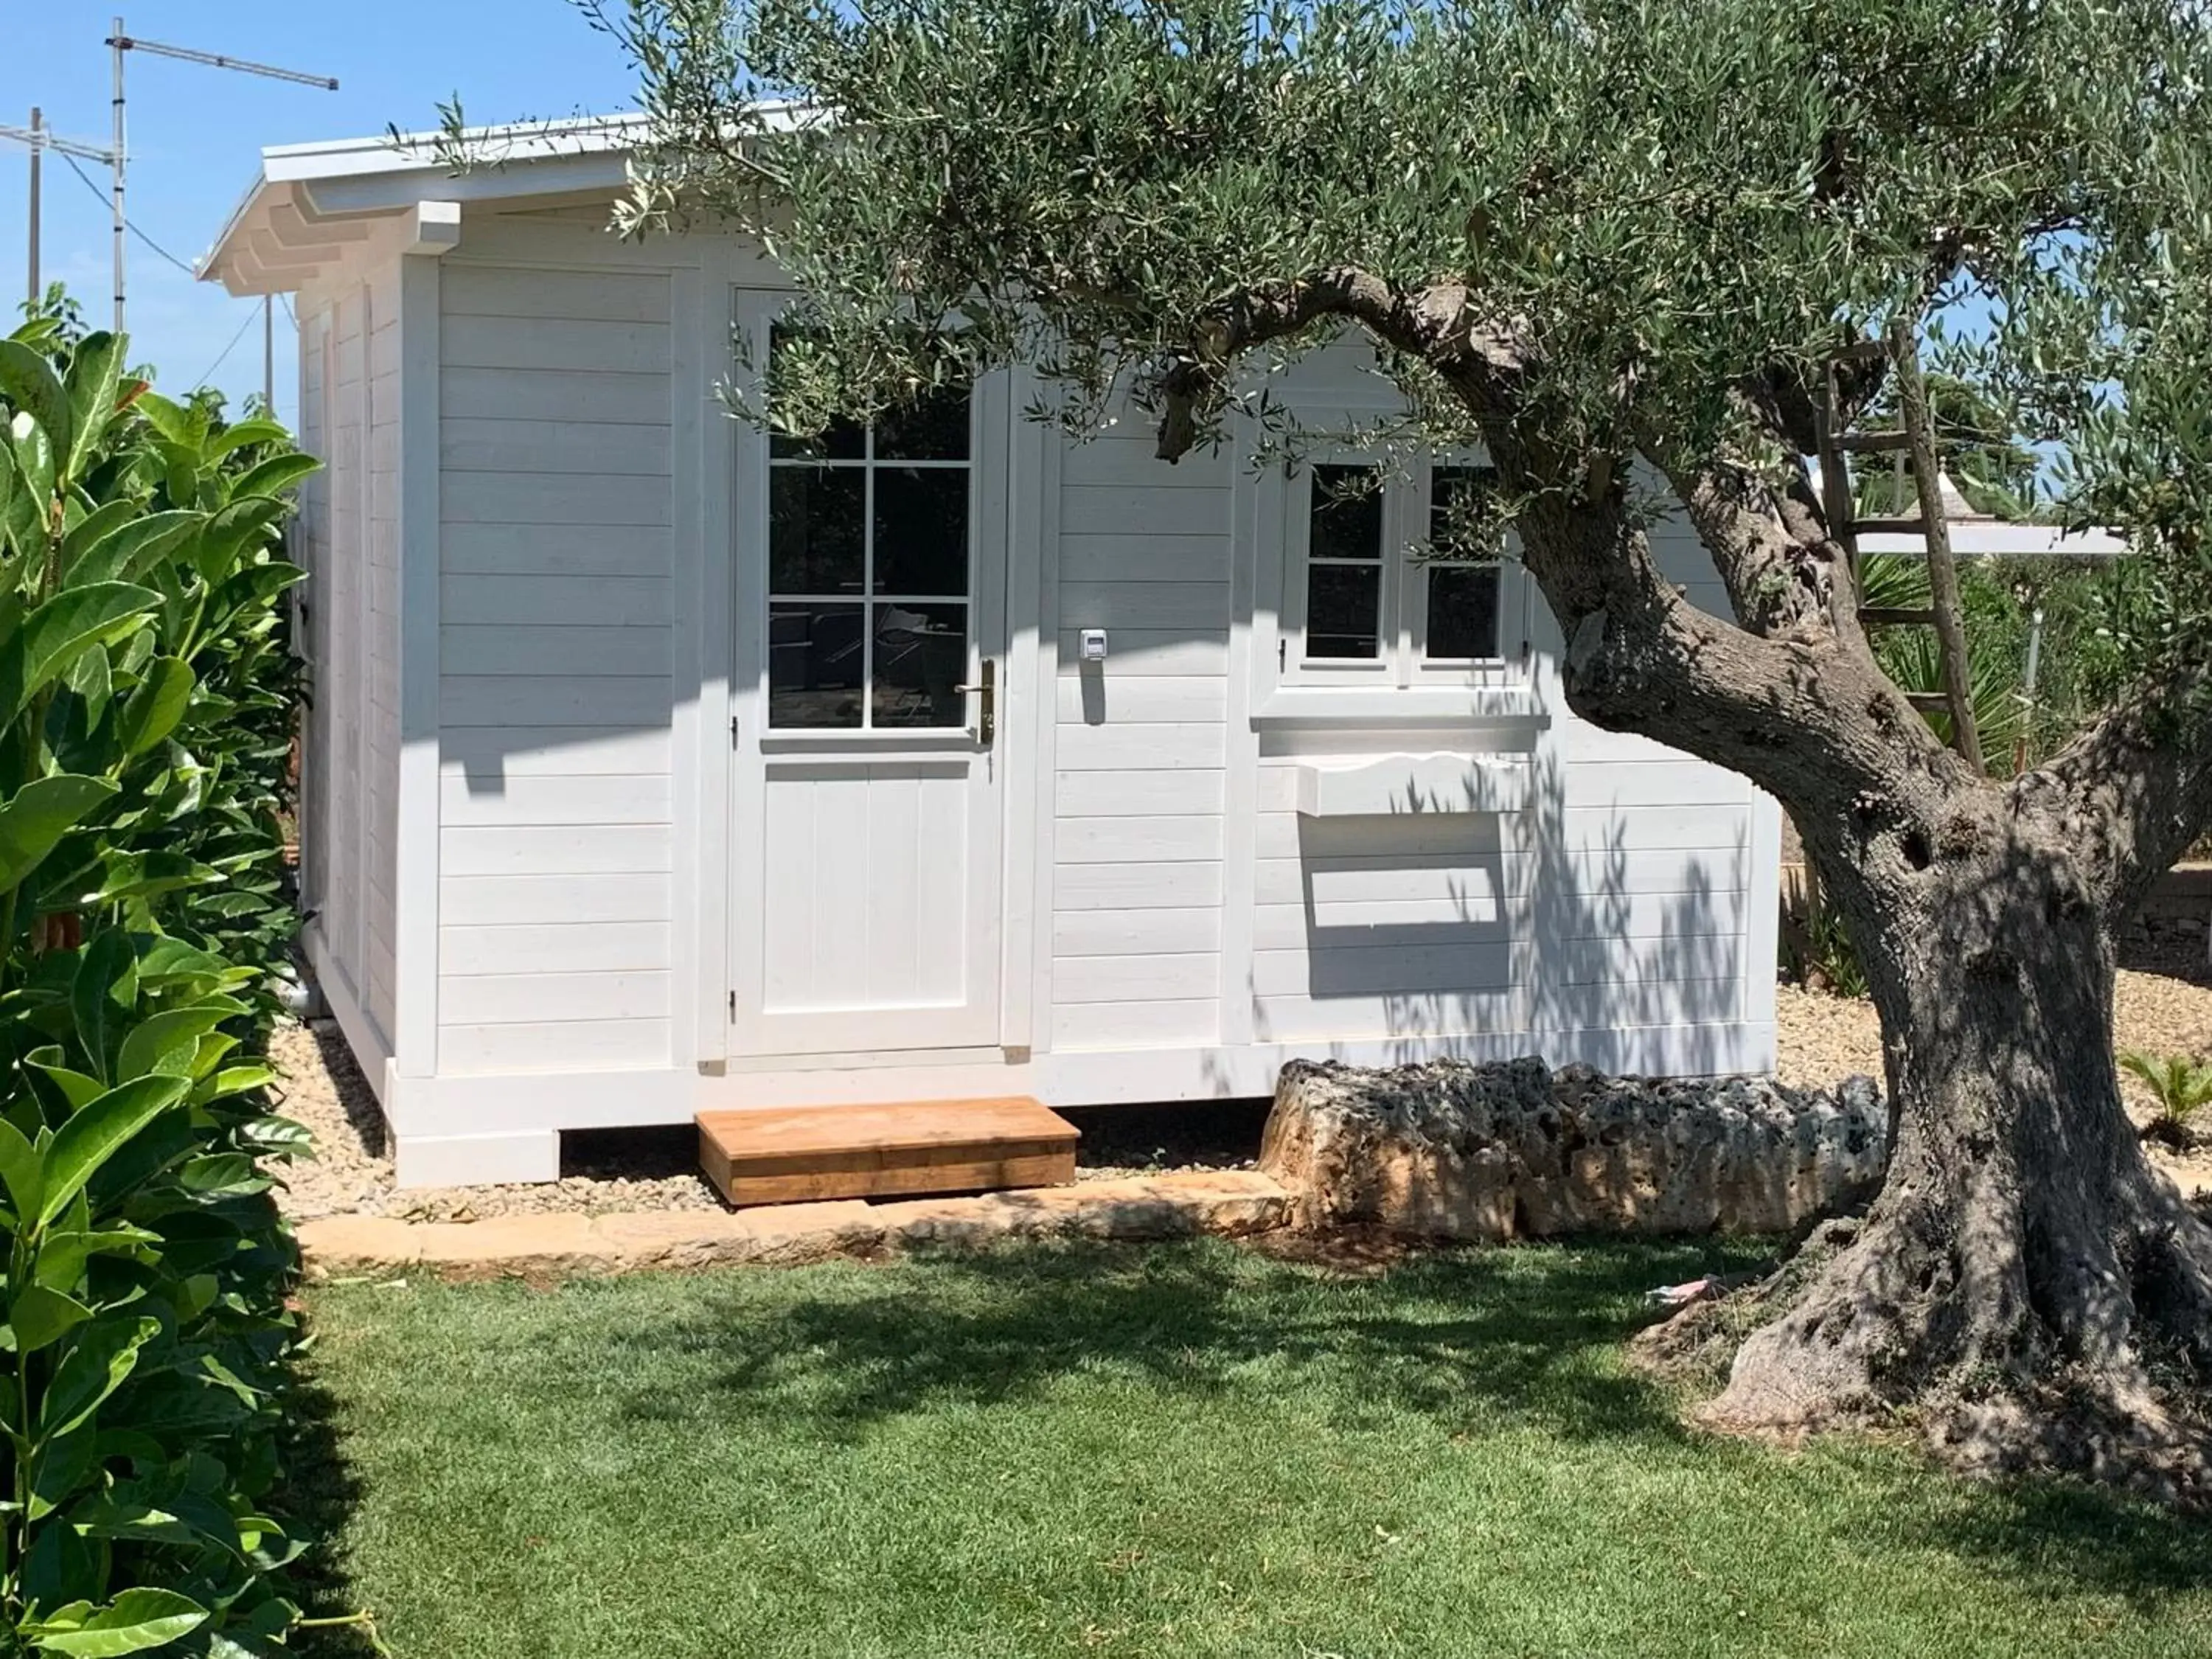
[297,1171,1291,1282]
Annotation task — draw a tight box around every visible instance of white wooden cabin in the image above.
[202,121,1782,1188]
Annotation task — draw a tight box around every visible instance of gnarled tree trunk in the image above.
[1712,789,2212,1494]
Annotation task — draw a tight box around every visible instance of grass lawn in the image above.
[291,1238,2212,1658]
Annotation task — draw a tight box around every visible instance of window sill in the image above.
[1251,685,1545,728]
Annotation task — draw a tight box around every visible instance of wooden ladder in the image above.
[1812,319,1984,773]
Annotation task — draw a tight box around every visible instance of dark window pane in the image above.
[875,384,972,460]
[1310,464,1385,563]
[768,602,866,727]
[872,602,969,727]
[874,467,970,596]
[1306,564,1381,659]
[770,467,865,594]
[1427,566,1501,659]
[769,418,865,462]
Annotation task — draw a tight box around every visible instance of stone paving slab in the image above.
[297,1171,1291,1283]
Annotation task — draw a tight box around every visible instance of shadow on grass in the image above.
[273,1371,384,1659]
[593,1237,2212,1613]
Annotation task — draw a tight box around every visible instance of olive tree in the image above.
[590,0,2212,1487]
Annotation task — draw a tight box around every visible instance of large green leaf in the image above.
[10,1284,91,1354]
[0,1116,43,1225]
[38,1314,159,1439]
[39,1075,189,1227]
[227,453,319,501]
[0,776,119,893]
[22,1587,209,1658]
[206,417,292,461]
[66,509,204,588]
[0,338,74,472]
[60,332,125,482]
[0,583,163,723]
[71,931,137,1085]
[115,1006,237,1083]
[114,658,192,758]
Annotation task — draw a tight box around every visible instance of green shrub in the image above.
[2118,1051,2212,1149]
[0,313,313,1654]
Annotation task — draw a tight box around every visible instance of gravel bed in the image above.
[266,1020,727,1223]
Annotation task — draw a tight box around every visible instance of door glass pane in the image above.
[876,385,971,460]
[770,467,865,594]
[1427,567,1501,659]
[1306,565,1381,658]
[872,602,968,728]
[1309,464,1385,560]
[768,602,866,727]
[874,467,970,597]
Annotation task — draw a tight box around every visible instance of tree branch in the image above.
[2028,650,2212,924]
[1154,266,1531,459]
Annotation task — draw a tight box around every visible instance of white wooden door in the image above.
[728,292,1009,1056]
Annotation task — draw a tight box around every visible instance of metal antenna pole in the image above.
[26,108,40,309]
[105,21,337,392]
[111,17,125,334]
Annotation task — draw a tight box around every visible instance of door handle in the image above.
[953,658,995,747]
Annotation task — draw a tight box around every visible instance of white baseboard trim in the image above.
[393,1127,562,1189]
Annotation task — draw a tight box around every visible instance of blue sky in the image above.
[0,1,639,425]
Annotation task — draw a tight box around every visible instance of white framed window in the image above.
[764,328,978,731]
[1280,456,1512,686]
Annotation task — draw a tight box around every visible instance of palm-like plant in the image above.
[2118,1051,2212,1149]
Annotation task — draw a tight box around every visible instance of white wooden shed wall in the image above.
[276,204,1778,1188]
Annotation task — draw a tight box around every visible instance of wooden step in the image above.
[697,1097,1080,1208]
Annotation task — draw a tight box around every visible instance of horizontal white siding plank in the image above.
[1051,907,1222,959]
[1060,582,1230,631]
[441,625,670,678]
[1060,534,1228,584]
[1251,990,1524,1044]
[1055,676,1229,726]
[442,472,672,528]
[1050,999,1219,1051]
[442,971,672,1026]
[1060,486,1228,538]
[442,825,674,877]
[1251,886,1752,950]
[1055,724,1225,771]
[1252,943,1516,997]
[1055,862,1225,911]
[1056,815,1223,864]
[442,316,670,375]
[1052,953,1220,1004]
[442,419,671,478]
[1054,770,1228,818]
[439,774,674,827]
[442,524,673,579]
[1255,848,1749,906]
[442,574,671,627]
[442,366,670,425]
[441,920,675,975]
[442,726,672,779]
[442,675,671,728]
[437,875,674,928]
[1562,762,1751,809]
[439,1018,672,1075]
[442,265,671,323]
